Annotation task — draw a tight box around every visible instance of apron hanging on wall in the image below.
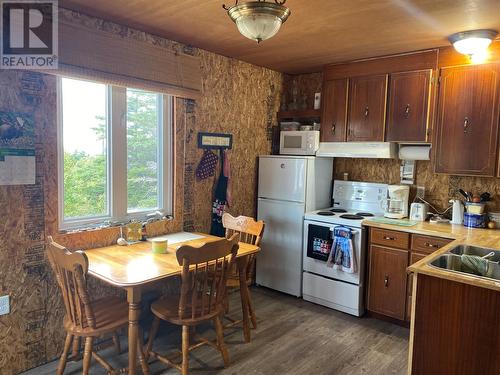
[210,150,230,236]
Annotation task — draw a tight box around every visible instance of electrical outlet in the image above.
[0,295,10,315]
[416,186,426,200]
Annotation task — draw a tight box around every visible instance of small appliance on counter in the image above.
[383,185,410,219]
[449,199,464,225]
[410,202,429,222]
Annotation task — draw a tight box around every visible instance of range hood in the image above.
[316,142,398,159]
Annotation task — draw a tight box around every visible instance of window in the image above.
[58,77,173,230]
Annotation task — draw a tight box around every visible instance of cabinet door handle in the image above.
[384,275,389,288]
[364,106,369,117]
[383,236,395,241]
[331,122,336,134]
[463,117,470,134]
[404,104,411,119]
[424,242,438,248]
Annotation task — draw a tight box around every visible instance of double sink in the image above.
[429,245,500,281]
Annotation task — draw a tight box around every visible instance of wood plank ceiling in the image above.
[60,0,500,74]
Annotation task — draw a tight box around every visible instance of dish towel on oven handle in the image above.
[326,226,356,273]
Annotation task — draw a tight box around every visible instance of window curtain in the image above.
[49,16,201,99]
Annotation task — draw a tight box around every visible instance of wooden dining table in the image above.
[84,232,260,375]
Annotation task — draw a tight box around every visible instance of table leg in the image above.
[127,287,143,375]
[236,256,251,343]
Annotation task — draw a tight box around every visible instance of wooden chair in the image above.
[145,235,239,375]
[222,213,265,333]
[47,236,148,375]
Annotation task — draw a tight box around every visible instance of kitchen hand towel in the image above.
[196,149,218,180]
[326,226,356,273]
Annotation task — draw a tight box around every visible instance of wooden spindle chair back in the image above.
[46,236,96,331]
[222,214,265,281]
[176,235,239,322]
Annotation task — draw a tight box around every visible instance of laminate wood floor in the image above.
[22,287,409,375]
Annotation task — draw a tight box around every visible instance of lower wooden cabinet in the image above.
[411,274,500,374]
[367,228,453,322]
[368,245,408,320]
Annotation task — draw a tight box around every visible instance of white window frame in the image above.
[57,77,174,230]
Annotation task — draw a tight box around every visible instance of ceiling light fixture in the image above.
[448,29,497,63]
[223,0,291,43]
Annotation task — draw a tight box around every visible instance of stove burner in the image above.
[340,214,364,220]
[317,211,335,216]
[356,212,374,217]
[330,208,347,213]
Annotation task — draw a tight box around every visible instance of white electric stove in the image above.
[302,180,388,316]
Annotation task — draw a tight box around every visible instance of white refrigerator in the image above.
[256,155,333,297]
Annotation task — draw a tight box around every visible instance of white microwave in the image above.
[280,130,320,155]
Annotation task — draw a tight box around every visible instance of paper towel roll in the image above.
[398,145,431,160]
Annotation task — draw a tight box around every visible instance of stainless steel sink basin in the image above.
[429,246,500,281]
[430,254,463,272]
[449,245,500,263]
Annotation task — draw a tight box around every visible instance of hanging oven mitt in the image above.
[196,149,218,180]
[326,226,356,273]
[210,150,228,237]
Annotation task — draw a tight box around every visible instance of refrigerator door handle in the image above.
[258,197,305,205]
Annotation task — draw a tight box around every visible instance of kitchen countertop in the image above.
[362,219,500,292]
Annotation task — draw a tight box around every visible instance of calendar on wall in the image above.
[0,111,36,185]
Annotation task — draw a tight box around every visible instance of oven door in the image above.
[303,220,364,285]
[305,224,333,261]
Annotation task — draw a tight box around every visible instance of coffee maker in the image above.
[384,185,410,219]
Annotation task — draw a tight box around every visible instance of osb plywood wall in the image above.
[184,51,281,232]
[0,11,281,374]
[286,72,500,213]
[0,71,62,372]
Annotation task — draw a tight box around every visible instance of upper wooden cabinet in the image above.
[347,74,388,141]
[434,63,500,176]
[386,70,432,142]
[320,78,348,142]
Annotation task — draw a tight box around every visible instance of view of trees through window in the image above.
[62,78,108,219]
[127,89,160,212]
[62,78,163,221]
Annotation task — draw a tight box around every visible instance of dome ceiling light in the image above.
[448,29,498,63]
[223,0,291,43]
